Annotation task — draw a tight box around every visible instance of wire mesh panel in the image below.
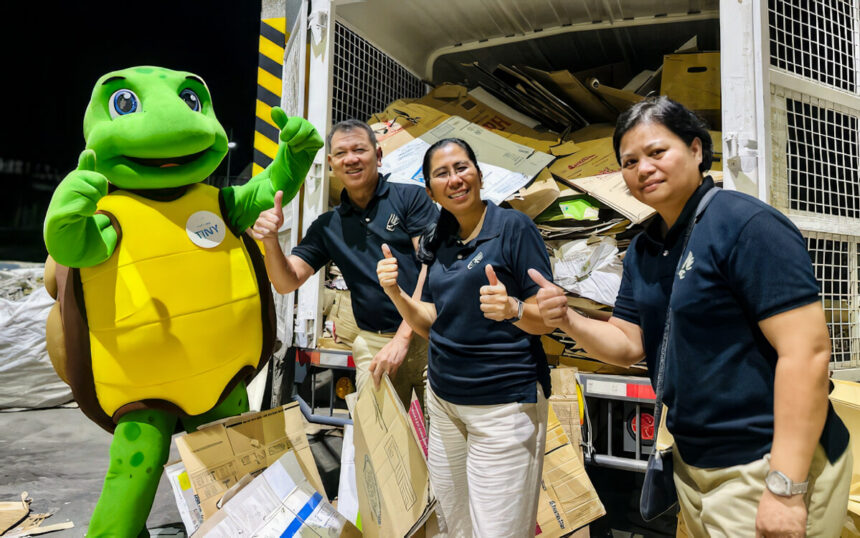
[769,87,860,219]
[768,0,857,93]
[331,22,426,126]
[804,232,859,370]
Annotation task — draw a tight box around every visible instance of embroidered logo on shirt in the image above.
[386,213,400,232]
[467,251,484,269]
[678,251,695,279]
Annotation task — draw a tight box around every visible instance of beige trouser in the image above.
[352,329,428,412]
[426,383,548,538]
[673,442,852,537]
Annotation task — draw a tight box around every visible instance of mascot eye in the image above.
[108,89,139,118]
[180,88,201,111]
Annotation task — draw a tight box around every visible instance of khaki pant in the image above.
[673,442,852,537]
[352,329,427,411]
[426,384,548,538]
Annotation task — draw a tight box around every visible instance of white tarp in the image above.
[0,267,72,409]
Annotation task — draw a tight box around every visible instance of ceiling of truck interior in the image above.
[334,0,720,80]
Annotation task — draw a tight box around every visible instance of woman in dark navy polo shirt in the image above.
[530,97,850,537]
[376,138,555,537]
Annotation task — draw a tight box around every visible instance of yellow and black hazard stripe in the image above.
[253,17,287,177]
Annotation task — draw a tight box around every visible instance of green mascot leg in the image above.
[87,383,249,537]
[87,409,176,538]
[181,382,250,432]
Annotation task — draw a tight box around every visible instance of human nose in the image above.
[637,157,656,178]
[342,151,360,165]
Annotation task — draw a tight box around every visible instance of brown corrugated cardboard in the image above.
[585,78,644,113]
[661,52,721,128]
[175,402,326,520]
[352,375,435,538]
[562,171,656,225]
[549,138,620,181]
[520,66,617,123]
[507,169,562,219]
[537,404,605,536]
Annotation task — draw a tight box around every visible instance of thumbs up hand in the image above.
[250,190,285,241]
[377,243,400,294]
[480,264,515,322]
[528,269,568,328]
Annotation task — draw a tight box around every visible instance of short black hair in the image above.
[421,138,482,183]
[326,119,378,151]
[612,96,714,173]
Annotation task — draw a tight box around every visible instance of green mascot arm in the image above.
[222,107,323,232]
[43,149,118,267]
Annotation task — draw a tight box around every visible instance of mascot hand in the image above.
[53,149,109,217]
[268,107,323,202]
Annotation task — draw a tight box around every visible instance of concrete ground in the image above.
[0,406,344,538]
[0,407,184,537]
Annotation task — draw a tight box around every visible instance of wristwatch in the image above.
[765,470,808,497]
[505,298,524,323]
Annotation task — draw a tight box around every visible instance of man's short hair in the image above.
[326,119,378,152]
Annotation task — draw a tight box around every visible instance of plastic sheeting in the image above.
[0,267,72,409]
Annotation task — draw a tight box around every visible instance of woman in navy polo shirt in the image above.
[530,96,850,537]
[376,138,555,537]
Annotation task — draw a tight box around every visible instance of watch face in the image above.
[766,471,789,495]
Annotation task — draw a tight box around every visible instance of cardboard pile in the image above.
[351,40,724,373]
[193,451,361,537]
[171,402,345,537]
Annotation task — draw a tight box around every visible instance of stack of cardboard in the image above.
[168,402,360,537]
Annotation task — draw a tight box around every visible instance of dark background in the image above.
[0,0,263,261]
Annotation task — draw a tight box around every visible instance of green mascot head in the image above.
[82,65,229,189]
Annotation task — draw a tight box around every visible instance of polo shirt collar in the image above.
[336,173,390,215]
[441,201,501,247]
[642,175,716,251]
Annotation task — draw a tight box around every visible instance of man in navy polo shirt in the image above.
[251,119,438,409]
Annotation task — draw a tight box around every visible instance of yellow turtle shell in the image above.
[46,183,275,432]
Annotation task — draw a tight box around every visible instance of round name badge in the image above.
[186,211,226,248]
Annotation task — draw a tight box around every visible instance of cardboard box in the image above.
[193,451,361,537]
[352,375,435,538]
[175,402,326,520]
[661,52,721,128]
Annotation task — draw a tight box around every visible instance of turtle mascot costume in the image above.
[42,66,322,536]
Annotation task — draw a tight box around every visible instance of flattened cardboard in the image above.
[549,138,620,181]
[538,405,605,535]
[563,171,656,225]
[164,460,204,534]
[507,169,562,219]
[175,402,325,520]
[352,375,434,538]
[193,451,360,537]
[520,66,617,123]
[0,494,29,535]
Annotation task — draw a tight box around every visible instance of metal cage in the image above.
[331,22,426,125]
[768,0,858,93]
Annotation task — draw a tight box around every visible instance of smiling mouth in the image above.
[124,148,209,168]
[448,189,470,199]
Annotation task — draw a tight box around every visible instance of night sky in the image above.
[0,0,263,260]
